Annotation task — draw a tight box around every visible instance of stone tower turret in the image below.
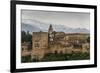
[48,24,54,47]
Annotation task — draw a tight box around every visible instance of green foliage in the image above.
[21,55,32,63]
[41,53,67,62]
[21,31,32,43]
[41,53,90,62]
[21,53,90,63]
[32,58,39,62]
[66,52,90,60]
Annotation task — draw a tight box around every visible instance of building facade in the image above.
[31,32,48,60]
[30,25,90,60]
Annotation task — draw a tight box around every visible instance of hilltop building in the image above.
[21,24,90,60]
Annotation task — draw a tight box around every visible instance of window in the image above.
[35,43,39,48]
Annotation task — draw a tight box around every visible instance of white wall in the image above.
[0,0,99,73]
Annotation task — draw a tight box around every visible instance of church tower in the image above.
[48,24,54,47]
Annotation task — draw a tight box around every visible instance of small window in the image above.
[35,43,39,48]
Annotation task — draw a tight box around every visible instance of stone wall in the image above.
[31,32,48,60]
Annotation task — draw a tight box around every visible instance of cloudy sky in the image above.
[21,10,90,30]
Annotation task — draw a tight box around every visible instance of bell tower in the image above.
[48,24,54,47]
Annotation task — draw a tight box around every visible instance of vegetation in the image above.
[41,53,90,62]
[21,31,32,43]
[21,55,32,63]
[21,52,90,63]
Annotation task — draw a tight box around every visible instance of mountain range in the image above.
[21,19,90,34]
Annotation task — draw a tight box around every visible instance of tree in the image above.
[21,31,32,43]
[21,31,26,43]
[87,36,90,43]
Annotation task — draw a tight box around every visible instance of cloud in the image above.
[21,10,90,30]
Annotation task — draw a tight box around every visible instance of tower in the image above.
[48,24,54,47]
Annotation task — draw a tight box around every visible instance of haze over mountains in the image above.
[22,19,90,34]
